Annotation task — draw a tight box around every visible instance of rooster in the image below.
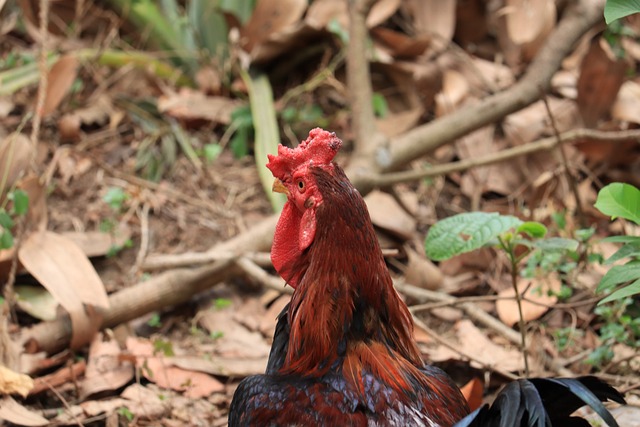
[229,128,624,426]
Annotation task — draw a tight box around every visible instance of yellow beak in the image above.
[272,178,289,196]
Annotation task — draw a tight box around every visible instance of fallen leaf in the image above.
[404,246,443,290]
[41,54,79,116]
[0,396,48,426]
[126,337,224,398]
[455,319,525,371]
[158,89,242,125]
[240,0,307,53]
[435,70,469,116]
[376,107,423,138]
[120,383,168,418]
[17,175,48,233]
[371,27,431,58]
[460,377,484,411]
[496,273,561,327]
[305,0,346,30]
[18,231,109,349]
[61,225,132,258]
[404,0,456,49]
[198,306,271,359]
[170,356,268,378]
[14,285,58,321]
[366,0,400,28]
[0,365,34,397]
[80,333,134,398]
[612,80,640,124]
[503,0,556,45]
[0,133,34,201]
[58,96,113,140]
[364,191,416,240]
[577,38,629,127]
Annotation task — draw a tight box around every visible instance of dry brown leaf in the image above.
[305,0,346,29]
[170,356,267,378]
[126,337,224,398]
[61,226,132,258]
[0,365,34,397]
[198,306,271,359]
[241,0,307,53]
[0,396,48,426]
[366,0,400,28]
[435,70,469,116]
[58,96,113,140]
[460,377,484,411]
[0,133,34,200]
[376,107,423,138]
[18,231,108,349]
[464,58,515,93]
[371,28,431,58]
[551,70,578,100]
[364,190,416,240]
[120,383,168,418]
[454,0,487,46]
[17,175,48,233]
[80,333,134,398]
[503,98,579,145]
[404,0,456,48]
[41,54,79,117]
[404,246,443,290]
[499,0,556,66]
[158,89,242,125]
[503,0,556,45]
[612,80,640,124]
[455,319,524,371]
[577,38,629,127]
[496,273,561,327]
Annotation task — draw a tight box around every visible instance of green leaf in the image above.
[517,221,547,238]
[605,242,640,265]
[597,261,640,292]
[204,143,222,163]
[0,210,14,229]
[0,230,14,249]
[103,187,128,210]
[604,0,640,24]
[532,237,579,252]
[11,189,29,215]
[594,183,640,224]
[602,235,640,244]
[372,92,388,118]
[425,212,522,261]
[599,278,640,304]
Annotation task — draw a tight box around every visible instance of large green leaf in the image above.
[605,242,640,265]
[425,212,522,261]
[599,278,640,304]
[604,0,640,24]
[597,261,640,292]
[594,183,640,225]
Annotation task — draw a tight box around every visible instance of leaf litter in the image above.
[1,0,638,425]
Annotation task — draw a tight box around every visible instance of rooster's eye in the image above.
[297,180,305,192]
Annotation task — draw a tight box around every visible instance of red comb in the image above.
[266,128,342,179]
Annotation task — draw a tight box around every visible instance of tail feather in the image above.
[453,376,625,427]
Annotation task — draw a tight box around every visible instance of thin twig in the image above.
[540,93,586,227]
[366,128,640,187]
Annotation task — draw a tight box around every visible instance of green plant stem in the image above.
[498,236,530,377]
[0,49,193,96]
